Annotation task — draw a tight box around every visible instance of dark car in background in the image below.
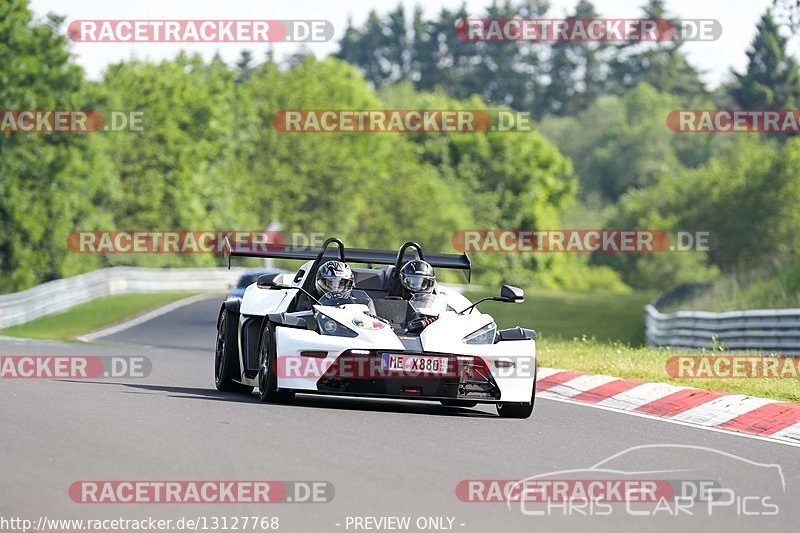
[228,269,287,299]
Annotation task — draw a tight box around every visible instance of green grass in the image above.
[539,338,800,403]
[465,288,655,345]
[0,292,198,341]
[664,260,800,311]
[464,288,798,402]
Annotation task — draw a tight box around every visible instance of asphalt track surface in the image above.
[1,295,798,532]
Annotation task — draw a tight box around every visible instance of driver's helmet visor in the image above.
[319,276,354,295]
[401,274,435,293]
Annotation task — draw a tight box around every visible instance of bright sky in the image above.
[29,0,795,88]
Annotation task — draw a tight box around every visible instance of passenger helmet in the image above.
[399,260,436,294]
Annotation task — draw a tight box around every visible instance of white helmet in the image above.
[315,260,354,297]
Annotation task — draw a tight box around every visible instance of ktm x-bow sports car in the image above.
[215,238,538,418]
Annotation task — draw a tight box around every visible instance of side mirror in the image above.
[499,284,524,303]
[458,284,524,314]
[257,273,281,288]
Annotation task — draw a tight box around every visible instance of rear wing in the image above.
[224,237,471,282]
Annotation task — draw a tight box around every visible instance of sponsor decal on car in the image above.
[351,317,386,330]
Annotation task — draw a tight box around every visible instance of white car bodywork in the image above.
[232,260,536,403]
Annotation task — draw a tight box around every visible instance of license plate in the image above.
[381,353,448,375]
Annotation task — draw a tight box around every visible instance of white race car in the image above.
[215,238,538,418]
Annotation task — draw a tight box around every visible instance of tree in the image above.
[0,0,108,291]
[730,10,800,110]
[607,0,707,103]
[337,1,550,113]
[540,0,609,116]
[771,0,800,31]
[96,52,242,268]
[409,6,439,87]
[376,83,580,287]
[0,1,596,293]
[540,84,727,201]
[235,50,255,83]
[335,6,410,88]
[238,57,475,252]
[600,135,800,288]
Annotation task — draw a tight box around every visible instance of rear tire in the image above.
[496,363,537,419]
[215,310,254,394]
[440,400,478,408]
[258,323,295,404]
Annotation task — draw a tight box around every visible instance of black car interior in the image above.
[248,238,469,326]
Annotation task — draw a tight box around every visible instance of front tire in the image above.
[258,323,295,404]
[496,364,537,419]
[215,310,254,394]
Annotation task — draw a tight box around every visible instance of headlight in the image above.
[463,322,497,344]
[316,313,359,338]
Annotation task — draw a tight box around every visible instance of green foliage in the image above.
[339,1,551,113]
[663,259,800,312]
[335,3,800,298]
[540,84,730,201]
[602,135,800,288]
[540,0,608,116]
[234,57,477,252]
[377,84,608,289]
[0,1,107,291]
[1,30,581,292]
[606,0,708,102]
[337,0,708,119]
[731,10,800,111]
[678,138,800,270]
[91,54,244,268]
[7,0,800,306]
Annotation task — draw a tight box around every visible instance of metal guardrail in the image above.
[0,267,246,329]
[0,266,476,331]
[645,304,800,353]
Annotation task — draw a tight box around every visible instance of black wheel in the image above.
[258,323,295,404]
[215,310,254,394]
[496,364,537,419]
[440,400,478,408]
